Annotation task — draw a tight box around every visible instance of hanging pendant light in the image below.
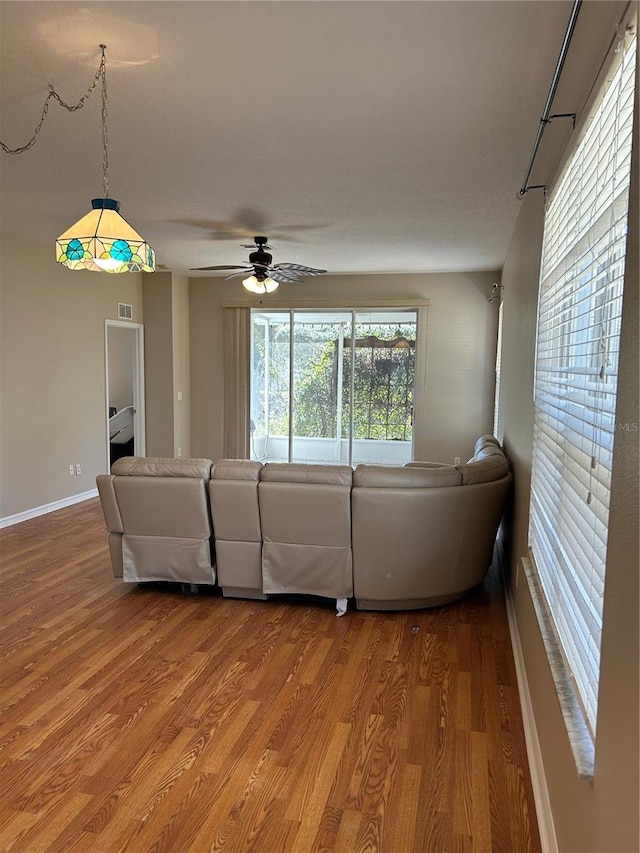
[56,45,155,273]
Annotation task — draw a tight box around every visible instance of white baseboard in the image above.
[499,551,558,853]
[0,489,98,529]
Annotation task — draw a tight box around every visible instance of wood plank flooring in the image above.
[0,499,541,852]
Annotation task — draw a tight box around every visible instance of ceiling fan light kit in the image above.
[242,274,279,294]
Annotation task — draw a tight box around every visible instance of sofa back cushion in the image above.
[259,463,352,546]
[456,457,509,485]
[457,443,510,485]
[474,434,501,456]
[210,459,262,542]
[114,477,211,539]
[260,462,353,487]
[111,456,213,479]
[211,459,262,481]
[354,464,462,488]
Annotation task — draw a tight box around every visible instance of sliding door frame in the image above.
[248,302,427,466]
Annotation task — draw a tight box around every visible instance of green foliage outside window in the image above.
[255,322,415,440]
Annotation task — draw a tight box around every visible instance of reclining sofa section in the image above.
[96,435,512,611]
[97,457,215,585]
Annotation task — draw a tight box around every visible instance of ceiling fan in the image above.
[191,236,327,293]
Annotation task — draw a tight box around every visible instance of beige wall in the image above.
[142,273,174,457]
[172,274,191,458]
[0,232,142,519]
[189,270,500,463]
[498,5,639,848]
[142,272,191,458]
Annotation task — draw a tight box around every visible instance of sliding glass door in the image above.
[251,309,417,466]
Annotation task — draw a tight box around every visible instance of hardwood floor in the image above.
[0,499,540,852]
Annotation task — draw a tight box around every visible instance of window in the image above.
[250,309,418,465]
[529,33,636,735]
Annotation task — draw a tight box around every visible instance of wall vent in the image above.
[118,303,133,320]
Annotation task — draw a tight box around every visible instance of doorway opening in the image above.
[105,320,145,471]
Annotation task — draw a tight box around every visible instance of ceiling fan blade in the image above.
[270,274,303,284]
[224,270,253,280]
[190,264,251,271]
[242,243,273,251]
[268,268,303,283]
[274,263,327,275]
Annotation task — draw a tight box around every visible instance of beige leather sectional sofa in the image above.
[96,435,511,611]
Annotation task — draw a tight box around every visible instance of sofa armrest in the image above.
[96,474,123,533]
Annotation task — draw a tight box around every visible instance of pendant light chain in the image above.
[100,45,109,198]
[1,46,107,156]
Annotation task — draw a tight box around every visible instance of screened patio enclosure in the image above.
[250,309,418,466]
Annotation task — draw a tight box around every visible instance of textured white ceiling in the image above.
[0,1,574,276]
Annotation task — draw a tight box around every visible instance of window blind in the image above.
[529,34,636,734]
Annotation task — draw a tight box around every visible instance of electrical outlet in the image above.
[69,464,74,476]
[177,447,182,457]
[454,456,461,466]
[75,463,82,476]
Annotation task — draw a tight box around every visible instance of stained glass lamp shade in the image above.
[56,197,155,273]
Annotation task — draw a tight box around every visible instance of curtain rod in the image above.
[519,0,582,196]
